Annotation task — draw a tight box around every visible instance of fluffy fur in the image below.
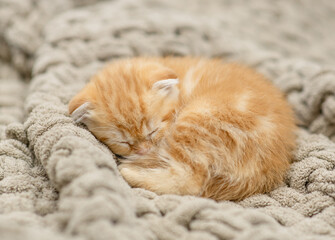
[68,57,296,201]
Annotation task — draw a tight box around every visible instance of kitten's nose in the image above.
[136,141,152,155]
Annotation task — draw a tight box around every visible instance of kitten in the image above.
[69,57,296,201]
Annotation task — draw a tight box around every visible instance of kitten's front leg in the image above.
[118,156,204,196]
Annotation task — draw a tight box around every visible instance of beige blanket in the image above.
[1,0,335,239]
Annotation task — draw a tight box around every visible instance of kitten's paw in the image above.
[118,162,202,196]
[118,164,144,187]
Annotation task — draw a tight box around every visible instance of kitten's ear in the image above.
[68,92,91,124]
[70,102,91,124]
[152,78,179,99]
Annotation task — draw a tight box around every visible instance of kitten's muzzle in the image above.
[135,141,152,155]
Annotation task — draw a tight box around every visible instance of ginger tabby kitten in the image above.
[69,57,296,201]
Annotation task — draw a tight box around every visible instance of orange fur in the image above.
[69,57,296,201]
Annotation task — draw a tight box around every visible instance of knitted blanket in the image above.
[1,0,335,239]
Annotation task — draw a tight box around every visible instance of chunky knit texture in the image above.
[1,0,335,239]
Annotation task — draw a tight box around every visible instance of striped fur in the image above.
[69,57,296,201]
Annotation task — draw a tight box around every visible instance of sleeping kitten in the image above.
[69,57,296,201]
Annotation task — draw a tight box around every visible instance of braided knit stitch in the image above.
[0,0,335,239]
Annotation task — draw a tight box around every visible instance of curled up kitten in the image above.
[69,57,296,201]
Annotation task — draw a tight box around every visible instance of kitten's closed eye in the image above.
[148,128,158,138]
[118,141,131,148]
[115,154,126,159]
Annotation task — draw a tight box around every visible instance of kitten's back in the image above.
[158,57,296,200]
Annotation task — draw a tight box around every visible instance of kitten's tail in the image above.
[200,170,285,201]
